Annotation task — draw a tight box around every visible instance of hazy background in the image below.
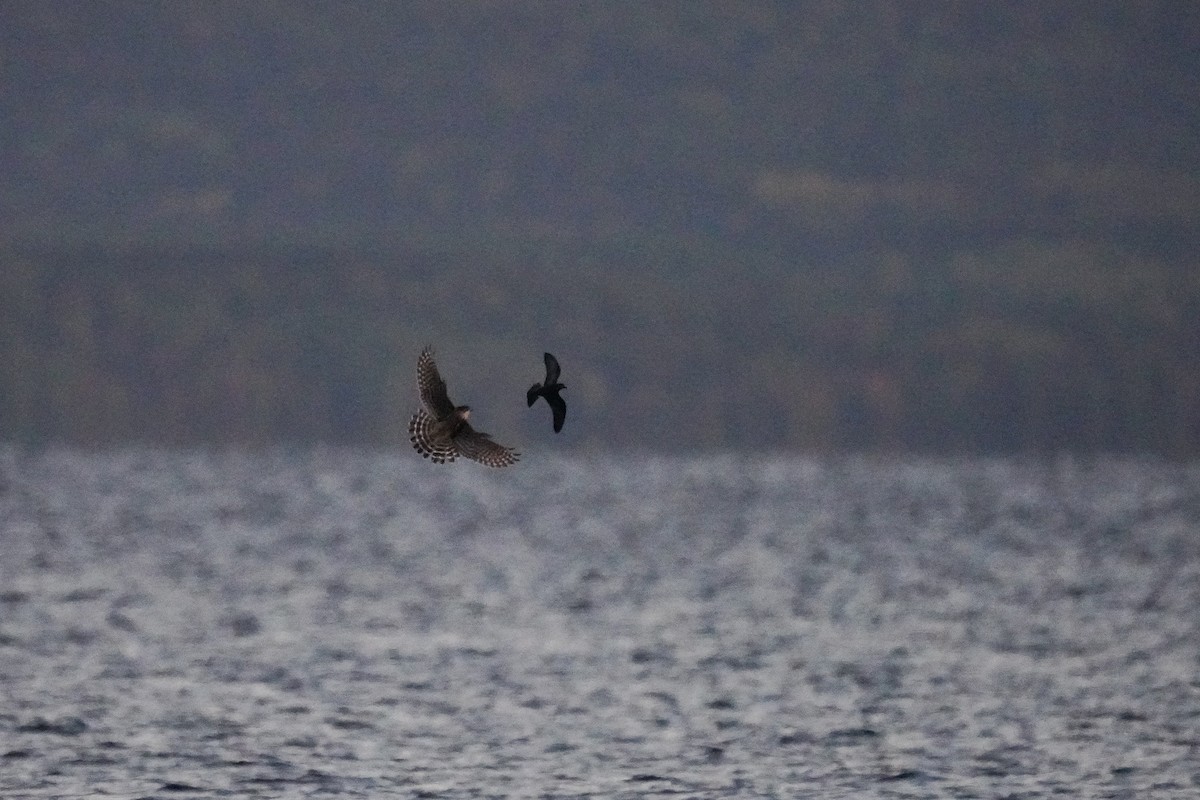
[3,2,1199,454]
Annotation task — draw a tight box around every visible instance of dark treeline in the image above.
[3,239,1197,455]
[4,4,1199,453]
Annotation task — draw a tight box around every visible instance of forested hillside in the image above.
[3,4,1198,453]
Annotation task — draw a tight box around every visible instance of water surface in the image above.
[1,447,1197,797]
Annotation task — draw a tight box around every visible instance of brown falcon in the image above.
[408,346,519,467]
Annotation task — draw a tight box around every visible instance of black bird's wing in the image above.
[547,391,566,433]
[543,352,561,385]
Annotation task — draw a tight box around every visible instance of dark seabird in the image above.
[408,346,519,467]
[527,352,566,433]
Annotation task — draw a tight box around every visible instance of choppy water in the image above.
[0,446,1198,798]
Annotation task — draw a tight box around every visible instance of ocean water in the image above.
[0,446,1197,798]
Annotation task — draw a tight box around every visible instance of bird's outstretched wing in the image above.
[543,352,561,385]
[546,392,566,433]
[416,346,455,418]
[454,426,520,468]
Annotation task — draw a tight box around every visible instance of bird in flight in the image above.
[408,346,519,467]
[527,352,566,433]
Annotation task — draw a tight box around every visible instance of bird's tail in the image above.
[409,409,456,463]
